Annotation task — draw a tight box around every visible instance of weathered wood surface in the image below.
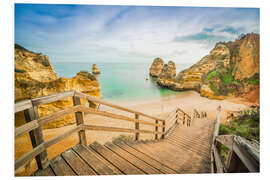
[15,99,32,113]
[31,90,74,106]
[73,96,87,145]
[135,114,139,141]
[80,106,164,127]
[33,114,214,176]
[24,107,49,170]
[83,124,163,135]
[15,105,82,138]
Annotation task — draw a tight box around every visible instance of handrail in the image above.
[14,91,167,171]
[210,114,259,173]
[74,91,164,122]
[15,90,207,172]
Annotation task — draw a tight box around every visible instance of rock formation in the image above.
[157,61,176,85]
[149,58,164,77]
[15,44,102,129]
[92,64,101,74]
[156,33,260,101]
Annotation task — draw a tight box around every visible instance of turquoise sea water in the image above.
[52,62,192,103]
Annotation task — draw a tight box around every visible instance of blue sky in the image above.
[15,4,259,64]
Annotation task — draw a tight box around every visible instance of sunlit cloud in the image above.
[15,4,259,64]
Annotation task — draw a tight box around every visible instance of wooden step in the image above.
[115,142,178,174]
[61,148,97,175]
[104,142,162,174]
[50,155,76,176]
[126,141,182,172]
[72,144,118,175]
[90,141,145,175]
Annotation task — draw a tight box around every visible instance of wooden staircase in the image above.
[15,90,258,176]
[33,114,214,176]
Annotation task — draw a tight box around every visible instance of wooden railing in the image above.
[210,114,259,173]
[15,90,175,172]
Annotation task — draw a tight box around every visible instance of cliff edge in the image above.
[15,44,102,129]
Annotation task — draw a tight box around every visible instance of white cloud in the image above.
[15,5,259,64]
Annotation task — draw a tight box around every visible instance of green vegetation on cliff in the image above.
[219,106,260,141]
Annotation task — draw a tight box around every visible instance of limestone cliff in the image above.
[156,33,259,102]
[149,58,164,77]
[15,44,102,129]
[157,61,176,85]
[92,64,101,74]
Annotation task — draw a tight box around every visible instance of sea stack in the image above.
[157,61,177,88]
[149,58,164,77]
[92,64,101,74]
[156,33,260,102]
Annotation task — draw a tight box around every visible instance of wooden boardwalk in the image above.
[15,91,258,176]
[33,117,215,176]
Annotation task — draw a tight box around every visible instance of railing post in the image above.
[176,109,179,124]
[24,106,49,170]
[155,120,159,140]
[161,121,165,139]
[135,113,139,141]
[73,96,87,146]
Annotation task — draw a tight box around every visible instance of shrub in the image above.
[206,70,219,81]
[219,106,259,141]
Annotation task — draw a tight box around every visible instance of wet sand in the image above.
[15,90,248,176]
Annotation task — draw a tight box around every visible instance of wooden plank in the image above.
[15,99,32,113]
[75,91,164,122]
[80,106,164,127]
[161,121,165,139]
[177,108,191,119]
[213,145,226,173]
[34,166,55,176]
[155,120,159,140]
[232,139,259,172]
[50,155,76,176]
[24,107,49,170]
[73,96,87,145]
[212,114,220,143]
[15,144,46,171]
[105,143,162,174]
[61,148,96,175]
[44,126,81,148]
[38,105,82,126]
[83,124,163,135]
[15,120,39,138]
[32,90,75,106]
[126,142,181,173]
[90,142,144,174]
[116,142,177,174]
[135,114,139,141]
[87,146,123,174]
[215,135,234,150]
[73,144,118,175]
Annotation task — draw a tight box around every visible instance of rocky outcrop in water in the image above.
[15,44,102,129]
[149,58,164,77]
[157,61,176,86]
[92,64,101,74]
[155,33,260,102]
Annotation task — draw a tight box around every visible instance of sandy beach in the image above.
[15,90,249,176]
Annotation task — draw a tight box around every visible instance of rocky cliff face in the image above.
[149,58,164,77]
[15,44,102,129]
[92,64,101,74]
[157,61,176,86]
[155,33,260,102]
